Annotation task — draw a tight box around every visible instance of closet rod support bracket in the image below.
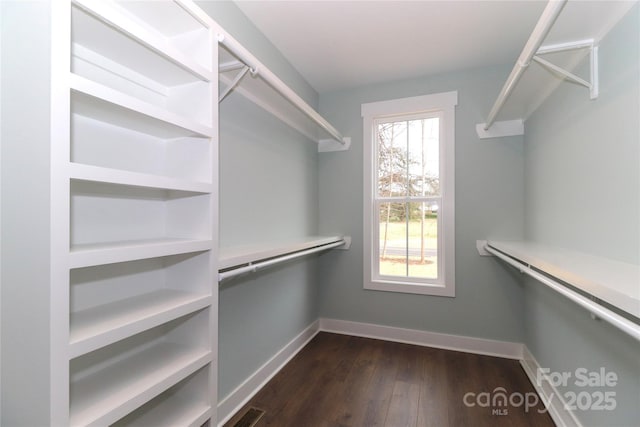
[476,240,493,256]
[476,120,524,139]
[319,137,351,153]
[336,236,352,250]
[534,39,599,100]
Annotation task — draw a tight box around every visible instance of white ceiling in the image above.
[234,0,637,94]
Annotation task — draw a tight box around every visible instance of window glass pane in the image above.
[407,201,438,279]
[379,201,407,277]
[376,121,408,197]
[408,118,440,197]
[378,117,439,199]
[379,201,438,279]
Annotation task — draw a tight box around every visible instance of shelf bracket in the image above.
[336,235,351,250]
[476,240,493,256]
[219,65,252,103]
[476,120,524,140]
[219,60,246,73]
[476,39,598,140]
[318,137,351,152]
[533,39,599,100]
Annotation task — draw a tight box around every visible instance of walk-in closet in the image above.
[1,1,638,426]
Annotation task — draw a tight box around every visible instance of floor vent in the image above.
[233,407,265,427]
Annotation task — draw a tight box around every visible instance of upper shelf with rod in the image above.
[218,236,350,282]
[478,240,640,341]
[476,0,637,139]
[216,25,350,152]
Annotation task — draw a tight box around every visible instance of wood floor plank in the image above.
[328,337,381,426]
[384,380,420,427]
[223,332,555,427]
[384,343,423,427]
[361,340,401,426]
[417,347,450,427]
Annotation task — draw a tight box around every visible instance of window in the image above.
[362,92,456,296]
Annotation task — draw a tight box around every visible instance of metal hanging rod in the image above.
[484,244,640,342]
[483,0,567,131]
[218,239,346,282]
[217,33,346,145]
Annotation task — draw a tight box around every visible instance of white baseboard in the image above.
[520,346,583,427]
[319,318,524,359]
[216,319,321,426]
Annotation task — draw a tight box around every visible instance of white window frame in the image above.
[362,91,457,297]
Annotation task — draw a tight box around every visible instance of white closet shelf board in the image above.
[219,236,345,270]
[480,0,636,133]
[218,48,347,148]
[69,290,213,358]
[73,0,213,83]
[113,0,212,38]
[70,238,213,269]
[69,163,213,194]
[111,396,211,427]
[71,75,214,138]
[487,241,640,318]
[69,343,211,427]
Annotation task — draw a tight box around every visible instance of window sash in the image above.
[373,198,443,285]
[374,113,442,199]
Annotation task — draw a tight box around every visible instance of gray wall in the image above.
[197,1,323,402]
[523,4,640,426]
[317,65,527,342]
[217,93,321,400]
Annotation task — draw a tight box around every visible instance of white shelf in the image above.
[219,235,344,270]
[69,342,211,427]
[115,401,210,427]
[488,241,640,318]
[69,290,212,358]
[71,74,214,138]
[73,0,213,82]
[112,395,211,427]
[69,163,212,194]
[69,162,212,193]
[71,113,212,183]
[70,238,213,269]
[111,363,212,427]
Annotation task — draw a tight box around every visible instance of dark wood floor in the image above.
[224,332,555,427]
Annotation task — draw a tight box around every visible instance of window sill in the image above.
[365,280,455,297]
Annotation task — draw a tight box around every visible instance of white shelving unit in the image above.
[50,0,218,425]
